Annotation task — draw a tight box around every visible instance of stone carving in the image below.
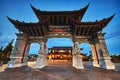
[72,42,84,69]
[36,42,47,68]
[72,42,81,55]
[38,42,46,55]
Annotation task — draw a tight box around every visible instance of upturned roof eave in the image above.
[7,17,42,26]
[30,3,90,21]
[73,14,115,26]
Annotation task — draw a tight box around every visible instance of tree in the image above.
[0,46,3,55]
[0,46,3,61]
[3,39,14,57]
[111,54,120,63]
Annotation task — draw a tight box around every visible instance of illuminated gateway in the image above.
[7,3,115,69]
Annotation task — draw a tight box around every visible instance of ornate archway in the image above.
[6,3,115,69]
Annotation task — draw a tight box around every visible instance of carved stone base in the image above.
[100,59,115,69]
[35,54,47,68]
[72,55,84,69]
[6,57,27,68]
[93,59,100,67]
[93,58,115,70]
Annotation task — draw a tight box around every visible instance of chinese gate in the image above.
[6,3,115,69]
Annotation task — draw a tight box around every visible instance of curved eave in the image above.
[98,14,115,26]
[72,14,115,36]
[31,3,89,19]
[79,3,89,20]
[31,4,40,20]
[7,17,41,26]
[74,14,115,26]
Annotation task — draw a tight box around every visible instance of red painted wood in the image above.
[21,44,27,63]
[93,44,99,64]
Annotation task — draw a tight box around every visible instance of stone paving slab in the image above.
[0,61,120,80]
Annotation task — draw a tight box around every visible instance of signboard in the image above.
[53,28,66,32]
[49,25,69,28]
[49,26,70,32]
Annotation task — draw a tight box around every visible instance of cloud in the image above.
[105,29,120,39]
[0,37,11,48]
[106,35,120,54]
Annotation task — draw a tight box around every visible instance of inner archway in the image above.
[80,43,91,56]
[80,43,92,63]
[47,38,73,47]
[28,43,39,67]
[29,43,40,54]
[7,3,115,69]
[47,38,73,64]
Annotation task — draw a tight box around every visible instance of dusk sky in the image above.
[0,0,120,55]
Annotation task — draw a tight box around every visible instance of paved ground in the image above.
[0,61,120,80]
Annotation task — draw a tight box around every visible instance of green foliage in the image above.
[3,39,14,57]
[0,47,2,62]
[0,39,14,64]
[111,54,120,63]
[0,46,3,54]
[0,46,4,60]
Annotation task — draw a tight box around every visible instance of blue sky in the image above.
[0,0,120,55]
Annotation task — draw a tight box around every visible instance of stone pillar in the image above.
[35,42,47,68]
[72,42,84,69]
[21,43,31,65]
[6,33,28,68]
[90,43,101,67]
[94,33,115,69]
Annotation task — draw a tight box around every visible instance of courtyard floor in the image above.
[0,61,120,80]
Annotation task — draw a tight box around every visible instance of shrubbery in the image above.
[111,55,120,63]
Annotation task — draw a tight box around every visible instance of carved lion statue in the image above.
[38,42,47,54]
[72,42,81,55]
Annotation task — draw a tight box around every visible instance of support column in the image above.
[90,43,100,67]
[94,33,115,69]
[35,42,47,68]
[21,43,31,65]
[72,42,84,69]
[6,33,28,68]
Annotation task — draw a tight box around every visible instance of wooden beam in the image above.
[57,15,59,24]
[37,26,42,36]
[66,16,68,24]
[79,26,81,36]
[89,28,93,36]
[42,25,46,35]
[25,26,31,36]
[31,27,36,36]
[34,26,39,36]
[52,16,54,24]
[50,16,52,24]
[61,15,63,25]
[86,26,91,36]
[27,27,32,36]
[64,15,66,24]
[54,15,57,25]
[59,15,62,25]
[74,25,77,35]
[82,26,86,35]
[29,26,35,36]
[47,16,50,25]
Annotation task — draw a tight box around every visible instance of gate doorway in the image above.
[47,46,72,63]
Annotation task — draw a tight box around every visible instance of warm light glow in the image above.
[58,50,65,52]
